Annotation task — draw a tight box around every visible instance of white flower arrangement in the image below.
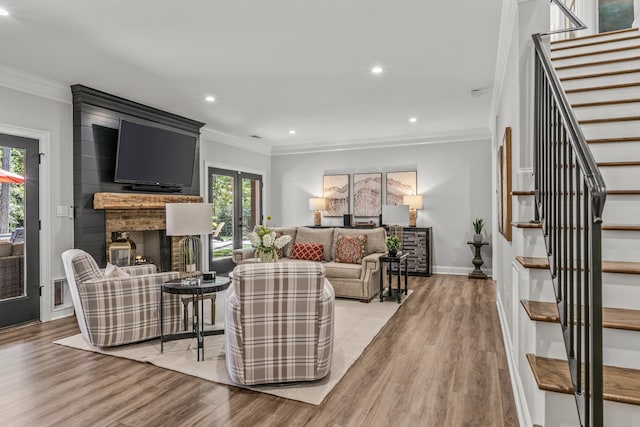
[247,220,292,262]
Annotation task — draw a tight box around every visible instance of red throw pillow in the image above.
[334,234,367,264]
[291,242,324,262]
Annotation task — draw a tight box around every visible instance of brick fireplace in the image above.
[93,192,203,271]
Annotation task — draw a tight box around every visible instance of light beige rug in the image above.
[54,290,412,406]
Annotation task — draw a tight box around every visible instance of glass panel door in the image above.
[209,167,262,272]
[0,134,40,328]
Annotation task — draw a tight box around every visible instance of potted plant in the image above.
[386,236,401,257]
[472,218,484,243]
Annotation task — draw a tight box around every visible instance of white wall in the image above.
[0,84,74,321]
[270,138,493,274]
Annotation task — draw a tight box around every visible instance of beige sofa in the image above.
[233,226,387,302]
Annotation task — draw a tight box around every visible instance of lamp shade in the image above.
[382,204,409,227]
[165,203,213,236]
[403,195,423,210]
[309,197,327,211]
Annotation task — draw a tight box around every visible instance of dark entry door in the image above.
[0,133,40,328]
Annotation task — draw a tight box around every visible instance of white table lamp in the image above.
[166,203,213,283]
[309,197,327,226]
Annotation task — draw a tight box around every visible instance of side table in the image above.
[467,241,489,279]
[160,277,231,361]
[379,252,409,303]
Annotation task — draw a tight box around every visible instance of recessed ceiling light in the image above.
[289,130,296,135]
[371,66,383,74]
[409,117,418,123]
[205,95,215,102]
[0,8,9,16]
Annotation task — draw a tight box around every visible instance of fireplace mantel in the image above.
[93,192,203,210]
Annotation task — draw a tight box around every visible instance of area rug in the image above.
[54,290,412,406]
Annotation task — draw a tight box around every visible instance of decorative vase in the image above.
[388,249,397,257]
[473,234,482,244]
[257,248,278,263]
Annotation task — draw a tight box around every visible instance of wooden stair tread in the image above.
[588,137,640,144]
[552,45,640,61]
[555,55,640,71]
[512,190,535,196]
[516,256,640,274]
[566,82,640,93]
[513,222,640,231]
[608,189,640,195]
[598,161,640,167]
[551,35,640,52]
[579,116,640,125]
[560,68,640,81]
[526,354,640,406]
[573,98,640,108]
[551,28,639,45]
[521,300,640,331]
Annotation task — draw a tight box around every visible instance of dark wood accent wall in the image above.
[71,85,205,266]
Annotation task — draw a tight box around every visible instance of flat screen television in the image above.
[114,119,197,190]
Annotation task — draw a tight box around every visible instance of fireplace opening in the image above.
[107,230,173,272]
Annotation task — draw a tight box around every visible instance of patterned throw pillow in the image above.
[334,234,367,264]
[291,242,324,262]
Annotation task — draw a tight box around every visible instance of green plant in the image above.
[472,218,484,234]
[386,236,401,251]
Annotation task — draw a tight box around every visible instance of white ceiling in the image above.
[0,0,503,151]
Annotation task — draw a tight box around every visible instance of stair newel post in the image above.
[589,214,604,427]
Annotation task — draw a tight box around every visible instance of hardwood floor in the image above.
[0,275,518,427]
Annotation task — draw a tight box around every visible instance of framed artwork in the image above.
[386,171,417,206]
[323,174,349,217]
[499,127,512,241]
[353,173,382,217]
[598,0,634,33]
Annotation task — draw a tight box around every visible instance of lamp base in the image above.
[409,209,417,227]
[314,210,322,226]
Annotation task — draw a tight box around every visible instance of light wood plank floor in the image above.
[0,275,518,427]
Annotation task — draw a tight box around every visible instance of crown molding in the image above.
[271,128,491,156]
[200,126,272,156]
[0,64,71,104]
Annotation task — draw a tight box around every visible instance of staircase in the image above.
[515,27,640,426]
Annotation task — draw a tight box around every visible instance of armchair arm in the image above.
[121,264,157,276]
[233,247,256,264]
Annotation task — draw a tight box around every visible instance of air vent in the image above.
[52,277,68,307]
[250,135,262,139]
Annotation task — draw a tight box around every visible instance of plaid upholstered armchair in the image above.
[225,261,335,385]
[62,249,182,347]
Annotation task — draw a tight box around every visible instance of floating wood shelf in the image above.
[93,192,203,210]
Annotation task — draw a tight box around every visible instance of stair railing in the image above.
[532,1,606,426]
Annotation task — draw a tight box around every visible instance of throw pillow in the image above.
[291,242,324,262]
[104,263,131,279]
[334,234,367,264]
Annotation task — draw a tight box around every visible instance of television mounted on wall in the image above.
[114,119,197,192]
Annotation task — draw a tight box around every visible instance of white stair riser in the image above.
[514,195,535,222]
[580,120,640,139]
[588,142,640,162]
[552,47,640,67]
[551,38,640,58]
[513,227,548,258]
[566,85,640,103]
[556,58,640,79]
[533,321,640,370]
[552,30,640,47]
[560,72,640,90]
[602,230,640,261]
[600,166,640,190]
[526,269,556,302]
[545,392,640,426]
[603,195,640,223]
[573,103,640,121]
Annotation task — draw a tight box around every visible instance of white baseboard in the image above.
[496,293,532,427]
[433,265,493,276]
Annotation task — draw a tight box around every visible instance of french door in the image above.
[208,167,262,273]
[0,133,40,328]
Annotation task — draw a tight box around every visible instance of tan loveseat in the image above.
[233,226,387,302]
